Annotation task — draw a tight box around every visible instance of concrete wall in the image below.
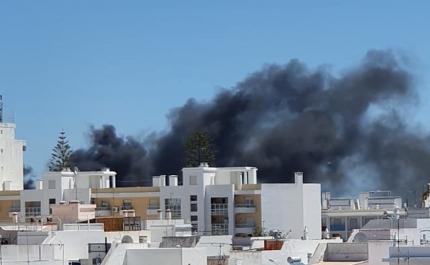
[0,244,62,262]
[17,231,49,245]
[325,243,368,261]
[125,247,207,265]
[367,241,393,265]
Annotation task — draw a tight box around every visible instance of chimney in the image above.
[59,201,66,205]
[157,209,163,220]
[36,180,43,189]
[166,209,172,220]
[159,175,166,186]
[169,175,178,186]
[12,212,18,223]
[294,172,303,184]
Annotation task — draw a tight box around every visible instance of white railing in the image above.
[25,207,41,217]
[211,203,228,216]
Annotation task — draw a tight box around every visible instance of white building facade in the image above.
[0,121,26,191]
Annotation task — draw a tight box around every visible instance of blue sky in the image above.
[1,1,430,178]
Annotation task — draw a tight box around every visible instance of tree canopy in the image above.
[184,131,215,167]
[49,130,73,171]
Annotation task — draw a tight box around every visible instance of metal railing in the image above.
[121,205,133,210]
[211,203,228,216]
[147,205,160,210]
[9,207,21,212]
[96,206,111,211]
[25,207,41,217]
[235,223,255,228]
[235,203,255,208]
[212,224,229,235]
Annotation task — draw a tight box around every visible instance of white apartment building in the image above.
[1,164,322,240]
[322,190,406,240]
[0,118,26,191]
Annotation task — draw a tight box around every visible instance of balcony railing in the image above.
[211,203,228,216]
[9,207,20,213]
[235,223,255,228]
[235,203,255,208]
[147,205,160,210]
[121,205,133,210]
[96,206,110,211]
[25,207,41,217]
[212,223,229,235]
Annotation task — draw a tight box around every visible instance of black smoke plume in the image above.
[70,50,428,196]
[70,125,148,186]
[24,165,35,189]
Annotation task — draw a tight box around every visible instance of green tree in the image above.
[49,130,73,171]
[185,131,215,167]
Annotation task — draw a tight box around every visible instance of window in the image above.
[1,149,3,154]
[122,200,132,210]
[191,215,198,221]
[48,180,56,189]
[191,204,198,212]
[49,198,56,205]
[349,218,359,230]
[190,195,197,201]
[189,175,197,185]
[333,218,342,226]
[165,198,181,217]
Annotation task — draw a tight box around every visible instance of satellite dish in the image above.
[353,232,368,243]
[121,235,134,243]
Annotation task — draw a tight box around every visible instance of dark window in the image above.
[49,198,56,205]
[191,204,198,212]
[190,195,197,201]
[191,215,198,221]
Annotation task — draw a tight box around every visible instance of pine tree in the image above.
[185,131,215,167]
[49,131,73,171]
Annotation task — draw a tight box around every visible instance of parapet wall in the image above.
[325,243,368,261]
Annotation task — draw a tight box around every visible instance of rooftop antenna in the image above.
[0,95,3,123]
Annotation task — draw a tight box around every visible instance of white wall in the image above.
[368,241,393,265]
[0,244,63,264]
[44,230,105,261]
[125,247,207,265]
[261,174,321,240]
[0,123,25,191]
[104,230,151,244]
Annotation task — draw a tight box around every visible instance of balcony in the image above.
[8,207,21,217]
[211,203,228,216]
[212,223,229,235]
[121,205,133,210]
[235,223,254,234]
[95,206,111,217]
[25,207,41,217]
[235,203,256,214]
[147,205,160,215]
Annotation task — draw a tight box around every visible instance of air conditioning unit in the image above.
[112,207,119,213]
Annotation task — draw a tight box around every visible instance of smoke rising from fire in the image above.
[70,50,428,196]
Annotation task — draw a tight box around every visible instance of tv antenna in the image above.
[201,243,232,265]
[0,95,3,123]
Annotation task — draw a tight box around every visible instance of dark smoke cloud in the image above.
[70,125,149,186]
[24,165,35,189]
[70,50,428,196]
